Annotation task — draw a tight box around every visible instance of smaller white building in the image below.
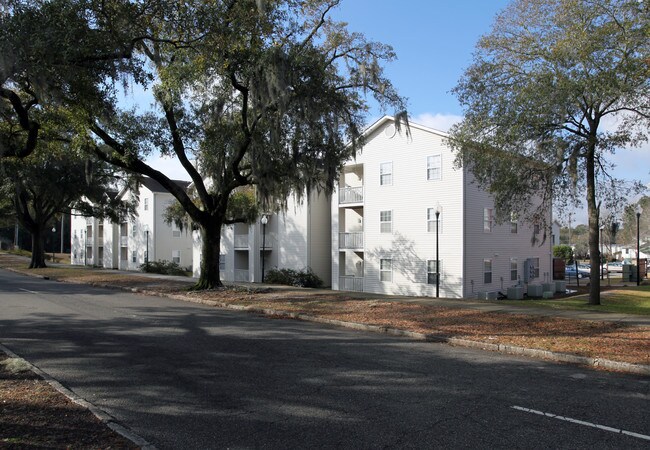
[193,190,331,285]
[71,178,193,270]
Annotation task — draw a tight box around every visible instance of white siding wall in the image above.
[344,121,465,298]
[153,193,193,269]
[462,173,552,297]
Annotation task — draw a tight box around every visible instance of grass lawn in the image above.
[502,286,650,315]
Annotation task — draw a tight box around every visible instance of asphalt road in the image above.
[1,269,648,449]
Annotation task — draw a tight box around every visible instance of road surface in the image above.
[0,269,648,448]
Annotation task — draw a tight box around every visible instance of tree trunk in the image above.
[193,221,223,290]
[586,141,600,305]
[29,227,47,269]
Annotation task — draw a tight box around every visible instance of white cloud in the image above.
[411,112,463,132]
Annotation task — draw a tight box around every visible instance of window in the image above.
[510,258,518,281]
[380,258,392,282]
[427,208,442,233]
[534,224,540,235]
[427,260,441,284]
[131,223,137,237]
[427,155,442,180]
[172,222,181,238]
[380,162,392,185]
[172,250,181,264]
[484,259,492,284]
[219,254,226,271]
[510,212,518,234]
[131,251,137,263]
[144,198,149,211]
[483,208,493,232]
[380,210,392,233]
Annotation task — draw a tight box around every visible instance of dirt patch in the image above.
[0,354,138,449]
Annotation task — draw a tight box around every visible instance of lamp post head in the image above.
[261,214,268,225]
[636,204,643,218]
[435,202,441,217]
[52,227,56,233]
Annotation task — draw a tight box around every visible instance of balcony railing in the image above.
[234,269,249,282]
[98,236,104,246]
[339,186,364,204]
[339,276,364,292]
[120,236,128,246]
[234,234,249,249]
[339,232,363,250]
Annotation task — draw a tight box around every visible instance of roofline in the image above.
[363,115,450,139]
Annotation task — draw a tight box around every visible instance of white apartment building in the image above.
[71,178,193,270]
[193,191,331,284]
[332,116,553,299]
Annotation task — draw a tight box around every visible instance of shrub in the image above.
[140,260,189,276]
[264,267,323,288]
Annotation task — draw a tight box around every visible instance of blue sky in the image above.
[146,0,649,224]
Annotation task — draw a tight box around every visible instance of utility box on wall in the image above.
[524,258,538,283]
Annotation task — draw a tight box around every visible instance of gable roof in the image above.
[141,177,191,194]
[363,115,450,140]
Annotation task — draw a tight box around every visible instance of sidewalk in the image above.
[2,254,649,375]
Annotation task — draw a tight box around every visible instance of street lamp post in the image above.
[51,227,56,263]
[261,215,268,283]
[636,205,642,286]
[435,203,441,298]
[145,229,149,270]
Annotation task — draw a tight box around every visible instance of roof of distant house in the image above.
[141,177,191,193]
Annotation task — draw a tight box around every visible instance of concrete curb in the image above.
[6,266,650,376]
[0,343,156,449]
[159,290,650,376]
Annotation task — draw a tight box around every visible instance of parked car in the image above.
[606,261,624,273]
[565,265,590,279]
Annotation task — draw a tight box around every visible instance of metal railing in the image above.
[339,276,364,292]
[339,186,364,204]
[339,232,363,249]
[120,236,128,246]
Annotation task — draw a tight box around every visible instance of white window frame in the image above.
[172,250,181,264]
[427,260,441,284]
[144,198,149,211]
[483,208,493,233]
[172,222,181,238]
[131,250,137,263]
[427,155,442,181]
[380,162,393,186]
[484,259,492,284]
[219,254,226,271]
[427,207,442,233]
[131,222,137,237]
[380,210,392,233]
[380,258,392,282]
[510,212,518,234]
[510,257,518,281]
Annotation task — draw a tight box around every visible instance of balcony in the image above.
[260,236,274,250]
[339,232,363,250]
[339,186,364,204]
[234,234,249,249]
[98,236,104,246]
[339,276,363,292]
[120,236,128,247]
[234,269,249,282]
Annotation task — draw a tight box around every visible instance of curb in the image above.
[161,290,650,376]
[6,267,650,376]
[0,343,157,449]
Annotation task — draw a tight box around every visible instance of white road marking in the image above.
[511,406,650,441]
[18,288,39,295]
